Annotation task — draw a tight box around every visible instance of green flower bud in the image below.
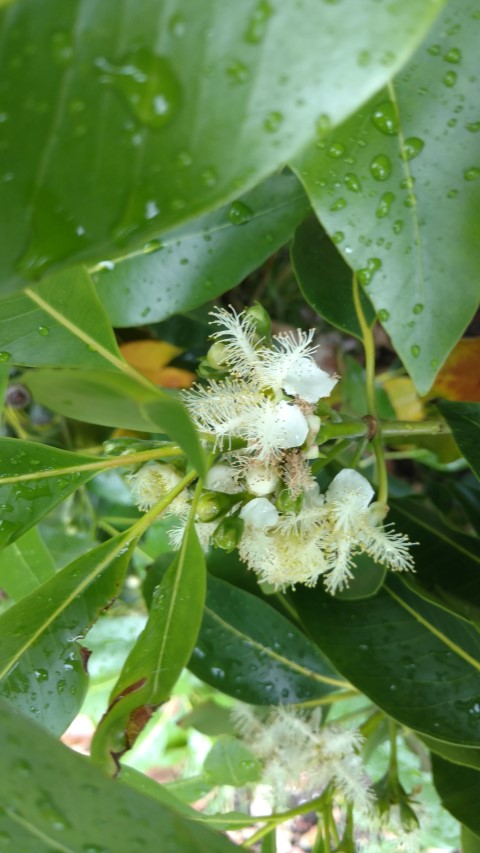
[196,491,238,522]
[245,302,271,340]
[206,341,230,370]
[276,488,303,514]
[212,516,245,552]
[196,358,227,380]
[399,799,420,832]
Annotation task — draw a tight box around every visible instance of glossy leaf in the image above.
[0,525,56,599]
[91,515,205,766]
[189,575,348,705]
[95,173,310,327]
[291,215,375,339]
[432,754,480,838]
[0,0,444,292]
[0,437,98,549]
[294,575,480,745]
[0,266,122,369]
[293,0,480,393]
[0,698,237,852]
[0,533,133,687]
[23,369,206,476]
[0,526,89,734]
[389,498,480,625]
[437,400,480,479]
[421,732,480,770]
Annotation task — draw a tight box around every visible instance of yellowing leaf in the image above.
[383,377,425,421]
[158,367,196,389]
[120,340,183,384]
[430,338,480,402]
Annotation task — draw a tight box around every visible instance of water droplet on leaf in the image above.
[228,200,253,225]
[369,154,391,181]
[371,101,398,135]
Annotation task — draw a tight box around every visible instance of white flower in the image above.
[240,497,279,529]
[205,462,243,494]
[245,462,280,496]
[258,329,338,402]
[127,463,188,514]
[238,526,328,587]
[231,705,374,812]
[208,306,261,378]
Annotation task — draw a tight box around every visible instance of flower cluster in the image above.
[231,704,374,812]
[127,305,415,593]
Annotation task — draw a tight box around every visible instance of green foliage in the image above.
[0,0,479,849]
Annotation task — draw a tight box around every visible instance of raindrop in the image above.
[245,1,273,44]
[443,70,457,87]
[50,31,73,66]
[446,188,458,198]
[464,167,480,181]
[428,44,441,56]
[327,141,345,158]
[94,49,182,129]
[410,344,421,358]
[226,60,248,84]
[228,200,253,225]
[369,153,391,181]
[357,257,382,286]
[444,47,462,64]
[431,358,439,369]
[201,167,217,187]
[378,308,390,322]
[0,352,11,362]
[376,192,395,218]
[38,326,50,336]
[404,137,424,160]
[332,231,344,244]
[344,172,361,193]
[175,150,192,168]
[404,193,416,208]
[447,118,457,128]
[264,111,283,133]
[168,12,186,38]
[371,101,398,135]
[466,120,480,133]
[315,113,332,138]
[329,197,347,211]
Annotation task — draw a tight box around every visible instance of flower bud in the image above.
[399,799,420,832]
[245,302,271,340]
[196,491,239,522]
[206,341,230,370]
[276,488,303,515]
[212,516,245,552]
[240,497,279,529]
[245,464,280,496]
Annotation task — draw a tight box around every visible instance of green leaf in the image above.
[421,733,480,770]
[0,526,89,734]
[91,512,206,766]
[291,216,375,339]
[189,575,348,704]
[437,401,480,479]
[0,533,133,686]
[0,0,443,291]
[23,370,206,476]
[292,0,480,394]
[95,173,310,327]
[462,825,480,852]
[203,736,261,786]
[0,698,238,852]
[432,754,480,838]
[0,267,122,369]
[389,498,480,625]
[0,526,56,599]
[294,575,480,745]
[0,438,99,549]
